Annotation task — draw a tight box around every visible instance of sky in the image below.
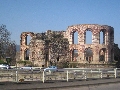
[0,0,120,47]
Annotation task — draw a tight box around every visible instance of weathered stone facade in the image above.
[20,24,114,67]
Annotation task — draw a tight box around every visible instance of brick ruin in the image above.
[20,24,114,68]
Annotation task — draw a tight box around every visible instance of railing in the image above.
[0,68,120,83]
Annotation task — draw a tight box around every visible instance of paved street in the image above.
[0,78,120,90]
[59,83,120,90]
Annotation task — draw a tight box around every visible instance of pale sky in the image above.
[0,0,120,47]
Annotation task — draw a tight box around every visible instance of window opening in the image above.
[25,35,31,45]
[73,49,78,61]
[85,30,92,44]
[24,49,29,60]
[73,31,78,44]
[85,47,93,62]
[99,48,106,61]
[100,31,103,44]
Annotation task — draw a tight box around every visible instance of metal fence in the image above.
[0,68,120,83]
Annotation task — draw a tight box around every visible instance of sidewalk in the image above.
[0,78,120,90]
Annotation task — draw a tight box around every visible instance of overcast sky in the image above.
[0,0,120,47]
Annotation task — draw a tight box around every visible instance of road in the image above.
[59,83,120,90]
[1,78,120,90]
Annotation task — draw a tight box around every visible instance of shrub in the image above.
[69,62,78,68]
[17,60,32,66]
[0,60,6,64]
[57,61,69,68]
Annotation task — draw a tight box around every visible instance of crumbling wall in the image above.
[20,32,35,60]
[66,24,114,64]
[20,24,114,67]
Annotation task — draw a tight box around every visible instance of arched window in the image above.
[25,34,31,45]
[24,49,30,60]
[84,47,93,62]
[72,49,78,61]
[72,31,78,44]
[99,48,106,61]
[85,29,92,44]
[100,29,105,44]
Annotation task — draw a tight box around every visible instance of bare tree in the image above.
[0,24,16,65]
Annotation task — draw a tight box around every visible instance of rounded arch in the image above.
[84,28,93,44]
[20,32,35,45]
[69,47,78,61]
[70,29,79,44]
[20,32,34,40]
[70,29,79,33]
[84,47,93,62]
[84,28,93,32]
[99,29,106,44]
[72,49,78,61]
[99,29,106,32]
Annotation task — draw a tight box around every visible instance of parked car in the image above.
[0,64,11,69]
[44,66,57,72]
[20,66,32,70]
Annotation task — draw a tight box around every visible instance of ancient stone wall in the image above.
[20,24,114,67]
[65,24,114,64]
[20,32,35,60]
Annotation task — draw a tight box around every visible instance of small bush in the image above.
[0,60,6,64]
[17,60,32,66]
[57,61,69,68]
[69,62,78,68]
